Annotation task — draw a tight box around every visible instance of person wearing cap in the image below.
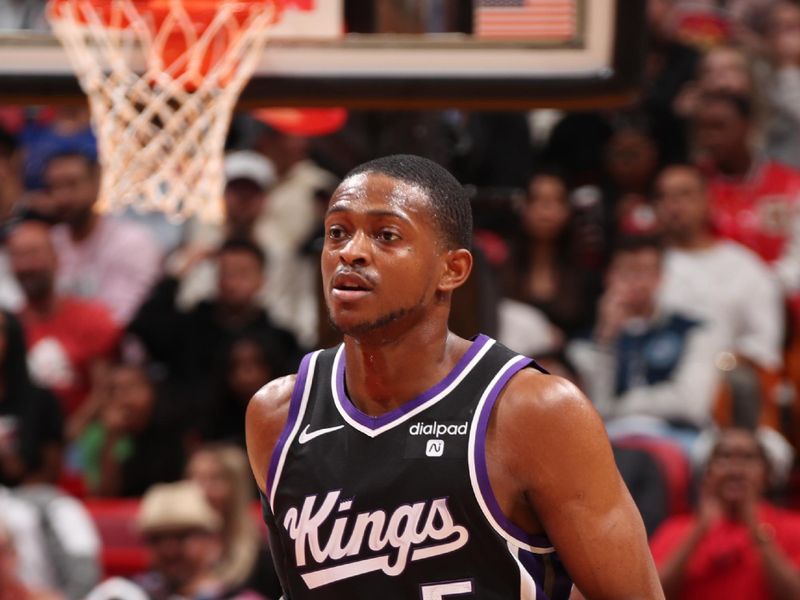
[176,148,322,349]
[86,481,267,600]
[128,152,301,419]
[250,122,339,349]
[175,150,277,312]
[650,427,800,600]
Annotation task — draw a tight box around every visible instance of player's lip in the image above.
[331,271,375,301]
[331,271,374,292]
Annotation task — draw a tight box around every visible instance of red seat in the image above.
[614,435,692,516]
[84,498,150,577]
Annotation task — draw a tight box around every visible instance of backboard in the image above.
[0,0,646,109]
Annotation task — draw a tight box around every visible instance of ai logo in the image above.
[426,439,445,457]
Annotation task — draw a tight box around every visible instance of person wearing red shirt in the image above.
[6,220,120,436]
[693,92,800,273]
[651,427,800,600]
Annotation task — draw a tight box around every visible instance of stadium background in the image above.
[1,1,800,598]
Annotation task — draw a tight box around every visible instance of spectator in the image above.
[129,238,300,387]
[253,124,338,345]
[202,335,284,446]
[642,0,700,162]
[496,298,560,358]
[6,219,120,430]
[568,235,721,448]
[0,518,61,600]
[177,151,277,310]
[762,1,800,168]
[692,92,800,290]
[253,124,337,256]
[0,310,63,487]
[0,125,25,312]
[20,106,96,192]
[540,112,612,187]
[654,164,784,371]
[186,444,282,599]
[86,481,267,600]
[602,115,661,236]
[674,44,757,121]
[506,169,601,341]
[0,484,99,600]
[44,151,163,325]
[0,125,21,221]
[651,427,800,600]
[0,486,51,592]
[76,362,185,497]
[448,111,535,189]
[13,483,102,600]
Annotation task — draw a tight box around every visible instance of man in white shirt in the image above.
[569,236,721,450]
[654,163,784,371]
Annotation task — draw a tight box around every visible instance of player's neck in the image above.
[342,323,469,417]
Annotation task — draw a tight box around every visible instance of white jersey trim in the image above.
[509,542,539,600]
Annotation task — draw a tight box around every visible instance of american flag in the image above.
[474,0,578,41]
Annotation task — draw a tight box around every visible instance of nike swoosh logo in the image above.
[298,424,345,445]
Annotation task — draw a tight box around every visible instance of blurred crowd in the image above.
[2,0,800,599]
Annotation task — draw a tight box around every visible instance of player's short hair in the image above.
[345,154,473,250]
[699,91,753,121]
[219,237,267,268]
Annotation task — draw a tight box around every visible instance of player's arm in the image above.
[499,372,664,600]
[245,374,296,494]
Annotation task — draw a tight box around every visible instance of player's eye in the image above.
[328,225,347,240]
[377,229,400,242]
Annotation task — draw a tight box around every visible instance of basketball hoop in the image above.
[47,0,283,222]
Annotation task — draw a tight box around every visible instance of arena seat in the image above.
[83,498,150,577]
[614,435,692,516]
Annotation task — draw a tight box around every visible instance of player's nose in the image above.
[339,230,371,266]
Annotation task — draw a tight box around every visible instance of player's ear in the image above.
[438,248,472,292]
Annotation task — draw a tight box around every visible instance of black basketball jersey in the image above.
[261,334,573,599]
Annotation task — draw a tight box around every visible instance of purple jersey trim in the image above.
[519,549,573,600]
[334,334,491,431]
[265,352,313,498]
[474,354,553,549]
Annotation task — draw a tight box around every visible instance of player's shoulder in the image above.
[498,367,598,430]
[247,373,298,426]
[245,373,300,493]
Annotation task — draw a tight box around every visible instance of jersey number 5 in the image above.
[420,580,474,599]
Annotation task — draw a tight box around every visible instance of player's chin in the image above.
[328,307,374,334]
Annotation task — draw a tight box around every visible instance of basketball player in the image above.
[246,155,663,599]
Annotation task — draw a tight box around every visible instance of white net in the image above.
[48,0,281,222]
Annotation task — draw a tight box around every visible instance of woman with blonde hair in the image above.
[186,443,282,599]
